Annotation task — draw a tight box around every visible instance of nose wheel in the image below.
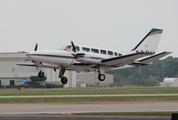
[37,62,44,78]
[38,71,44,78]
[98,74,105,81]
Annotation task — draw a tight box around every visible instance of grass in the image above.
[73,111,175,116]
[0,87,178,103]
[0,87,178,96]
[0,96,178,103]
[0,87,178,116]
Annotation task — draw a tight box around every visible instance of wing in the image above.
[17,63,36,67]
[101,52,149,67]
[17,63,59,69]
[70,52,151,71]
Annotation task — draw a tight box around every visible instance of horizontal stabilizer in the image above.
[139,51,172,63]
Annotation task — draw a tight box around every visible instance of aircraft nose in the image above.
[26,53,29,57]
[27,52,32,57]
[27,51,36,57]
[26,51,39,62]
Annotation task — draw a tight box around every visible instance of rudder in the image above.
[131,28,163,54]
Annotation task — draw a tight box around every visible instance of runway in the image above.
[0,102,176,120]
[0,102,174,120]
[0,114,170,120]
[0,102,177,114]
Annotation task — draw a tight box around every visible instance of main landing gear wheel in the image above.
[61,77,68,84]
[38,71,44,78]
[98,74,105,81]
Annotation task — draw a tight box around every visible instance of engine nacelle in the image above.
[75,57,101,64]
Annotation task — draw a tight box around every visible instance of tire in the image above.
[61,77,68,84]
[98,74,105,81]
[38,71,44,78]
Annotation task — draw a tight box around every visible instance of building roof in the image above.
[0,52,28,61]
[0,52,28,58]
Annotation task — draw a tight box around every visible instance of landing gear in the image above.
[37,62,44,78]
[38,70,44,78]
[59,68,68,85]
[97,66,106,81]
[61,76,68,84]
[98,74,105,81]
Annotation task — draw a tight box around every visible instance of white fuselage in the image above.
[27,44,135,71]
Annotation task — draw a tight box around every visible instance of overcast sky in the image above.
[0,0,178,57]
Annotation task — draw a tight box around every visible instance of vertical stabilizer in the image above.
[131,28,163,54]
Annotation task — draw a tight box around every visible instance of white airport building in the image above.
[77,72,113,87]
[160,78,178,87]
[0,52,76,87]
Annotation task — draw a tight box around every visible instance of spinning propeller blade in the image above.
[34,43,38,51]
[32,43,39,70]
[71,41,85,58]
[71,41,76,53]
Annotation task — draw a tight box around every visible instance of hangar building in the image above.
[160,78,178,87]
[0,52,76,87]
[77,72,113,87]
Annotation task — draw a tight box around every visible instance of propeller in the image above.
[34,43,38,51]
[71,41,85,58]
[31,43,39,70]
[71,41,76,53]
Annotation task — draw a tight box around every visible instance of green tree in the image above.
[112,56,177,86]
[144,76,159,86]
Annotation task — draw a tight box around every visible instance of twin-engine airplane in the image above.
[17,28,171,85]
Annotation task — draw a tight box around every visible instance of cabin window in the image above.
[108,51,113,55]
[82,47,90,52]
[114,52,117,56]
[10,80,15,85]
[118,53,122,56]
[75,46,80,52]
[100,50,106,54]
[91,48,99,53]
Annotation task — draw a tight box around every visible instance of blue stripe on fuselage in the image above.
[27,54,103,60]
[27,54,74,59]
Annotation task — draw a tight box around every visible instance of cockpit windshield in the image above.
[58,45,80,52]
[58,45,72,51]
